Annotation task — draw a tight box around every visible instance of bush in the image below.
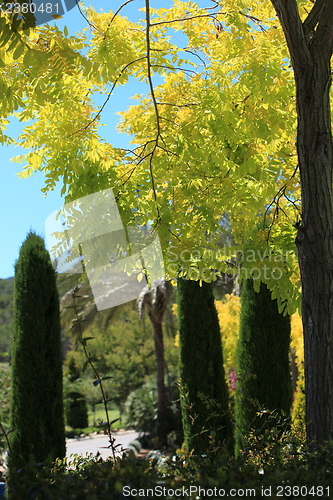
[65,392,89,429]
[124,374,183,449]
[0,364,11,429]
[4,428,333,500]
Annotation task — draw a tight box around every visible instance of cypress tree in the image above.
[235,279,292,453]
[177,278,232,455]
[8,232,65,480]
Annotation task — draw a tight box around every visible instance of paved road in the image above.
[0,431,139,474]
[66,430,139,461]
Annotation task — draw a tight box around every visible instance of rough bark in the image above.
[270,0,333,443]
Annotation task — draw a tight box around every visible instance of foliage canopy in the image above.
[0,0,310,314]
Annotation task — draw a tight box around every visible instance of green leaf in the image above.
[253,279,260,293]
[23,48,33,67]
[82,360,89,374]
[6,34,19,53]
[0,28,12,48]
[110,417,120,426]
[13,43,25,60]
[82,336,95,343]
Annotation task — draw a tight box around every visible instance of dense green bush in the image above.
[0,364,11,429]
[0,278,14,363]
[124,374,183,449]
[65,392,89,429]
[4,426,333,500]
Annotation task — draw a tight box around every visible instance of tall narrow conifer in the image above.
[177,278,232,455]
[8,232,65,481]
[235,279,292,453]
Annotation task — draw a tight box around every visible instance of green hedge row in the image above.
[5,429,333,500]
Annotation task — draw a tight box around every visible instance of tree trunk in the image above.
[149,313,167,448]
[295,53,333,442]
[270,0,333,443]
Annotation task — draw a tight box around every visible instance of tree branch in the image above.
[68,56,147,137]
[109,0,136,25]
[150,12,225,27]
[303,0,325,41]
[145,0,161,216]
[75,0,100,32]
[309,0,333,50]
[271,0,333,68]
[270,0,312,69]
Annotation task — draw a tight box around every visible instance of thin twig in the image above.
[150,12,226,27]
[264,181,301,242]
[156,101,198,107]
[75,0,100,32]
[109,0,136,25]
[145,0,161,214]
[183,48,207,67]
[121,166,137,185]
[0,421,12,454]
[168,228,181,241]
[238,11,265,26]
[70,286,117,460]
[68,56,147,137]
[151,64,198,75]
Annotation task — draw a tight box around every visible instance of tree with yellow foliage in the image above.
[215,293,240,378]
[2,0,331,444]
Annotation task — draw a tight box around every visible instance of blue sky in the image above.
[0,0,208,279]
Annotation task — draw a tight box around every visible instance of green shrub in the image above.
[65,392,89,429]
[5,429,333,500]
[124,374,183,449]
[0,363,11,429]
